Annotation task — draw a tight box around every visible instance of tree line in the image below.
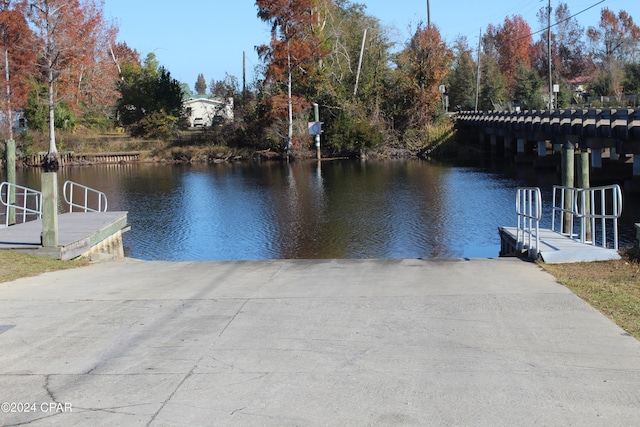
[1,0,640,162]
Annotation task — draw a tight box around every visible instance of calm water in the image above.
[3,159,639,260]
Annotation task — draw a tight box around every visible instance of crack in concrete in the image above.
[145,298,250,426]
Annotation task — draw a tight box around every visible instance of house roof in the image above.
[568,76,592,85]
[184,97,227,106]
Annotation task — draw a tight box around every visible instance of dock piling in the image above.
[41,172,59,247]
[4,139,16,225]
[561,141,575,234]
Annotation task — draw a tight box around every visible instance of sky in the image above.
[102,0,639,92]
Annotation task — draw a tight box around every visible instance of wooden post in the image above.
[5,139,16,225]
[576,151,591,242]
[561,141,575,235]
[41,172,58,247]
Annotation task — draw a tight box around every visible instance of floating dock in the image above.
[499,226,621,263]
[0,211,129,260]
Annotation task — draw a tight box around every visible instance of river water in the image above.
[3,159,639,260]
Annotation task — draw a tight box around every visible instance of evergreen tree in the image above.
[446,37,477,111]
[195,73,207,95]
[115,53,185,138]
[513,63,544,110]
[623,63,640,95]
[479,56,508,110]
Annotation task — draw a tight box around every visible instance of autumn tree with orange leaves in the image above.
[0,0,34,140]
[393,24,453,135]
[27,0,116,169]
[487,16,533,92]
[256,0,331,155]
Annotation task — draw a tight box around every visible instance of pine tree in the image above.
[195,73,207,95]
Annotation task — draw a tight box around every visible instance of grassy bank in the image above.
[540,254,640,340]
[0,251,88,283]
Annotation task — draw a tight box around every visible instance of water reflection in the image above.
[2,160,637,260]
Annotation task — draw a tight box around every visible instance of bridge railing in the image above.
[455,108,640,142]
[515,187,542,258]
[63,180,108,213]
[0,182,42,227]
[552,184,622,250]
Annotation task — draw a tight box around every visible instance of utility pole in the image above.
[427,0,431,27]
[353,29,367,97]
[547,0,553,111]
[475,29,482,112]
[243,51,247,101]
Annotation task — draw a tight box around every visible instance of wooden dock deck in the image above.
[499,226,621,263]
[0,212,129,260]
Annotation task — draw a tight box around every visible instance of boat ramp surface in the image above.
[0,258,638,425]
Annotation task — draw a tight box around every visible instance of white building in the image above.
[184,97,234,128]
[0,111,27,135]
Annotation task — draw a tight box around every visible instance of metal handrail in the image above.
[0,182,42,226]
[63,180,108,213]
[574,184,622,250]
[552,184,622,250]
[551,186,576,237]
[515,187,542,257]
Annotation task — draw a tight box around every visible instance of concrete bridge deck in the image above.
[0,258,638,425]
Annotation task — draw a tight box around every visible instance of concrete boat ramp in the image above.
[1,258,639,426]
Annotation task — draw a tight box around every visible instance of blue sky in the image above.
[103,0,638,92]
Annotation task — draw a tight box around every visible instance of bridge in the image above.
[455,108,640,182]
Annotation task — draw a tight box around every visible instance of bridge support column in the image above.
[591,148,602,168]
[503,136,512,157]
[610,146,619,161]
[537,140,547,157]
[634,155,640,177]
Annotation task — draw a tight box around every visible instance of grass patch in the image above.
[540,252,640,340]
[0,251,89,283]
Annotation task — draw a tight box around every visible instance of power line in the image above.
[530,0,606,39]
[506,0,606,44]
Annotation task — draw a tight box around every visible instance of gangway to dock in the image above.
[499,184,622,263]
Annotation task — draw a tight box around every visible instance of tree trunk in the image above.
[286,47,293,160]
[4,48,13,141]
[45,67,59,171]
